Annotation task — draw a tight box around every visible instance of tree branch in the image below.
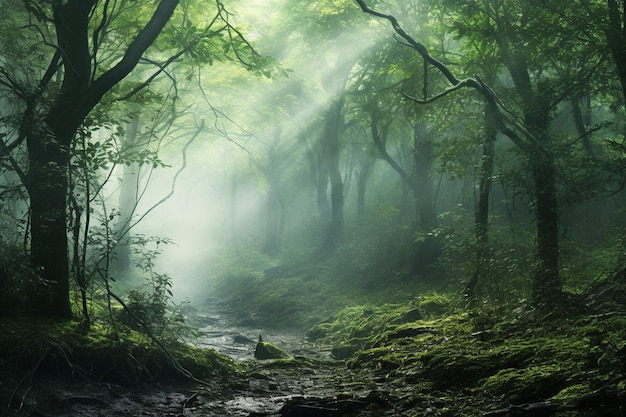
[355,0,461,86]
[0,134,27,185]
[370,111,412,186]
[78,0,180,123]
[402,78,476,104]
[354,0,551,158]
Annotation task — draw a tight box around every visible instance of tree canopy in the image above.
[1,0,626,321]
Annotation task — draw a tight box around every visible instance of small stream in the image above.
[189,310,332,361]
[184,310,382,416]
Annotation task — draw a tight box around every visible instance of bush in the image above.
[0,243,42,316]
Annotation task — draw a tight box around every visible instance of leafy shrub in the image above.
[118,272,190,342]
[0,243,43,316]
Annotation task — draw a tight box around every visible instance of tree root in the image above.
[107,289,211,386]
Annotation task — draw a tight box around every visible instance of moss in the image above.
[478,365,567,403]
[416,293,453,318]
[259,356,316,368]
[254,341,289,360]
[300,296,626,416]
[306,322,332,340]
[0,317,235,384]
[550,383,594,401]
[331,340,362,360]
[173,343,236,378]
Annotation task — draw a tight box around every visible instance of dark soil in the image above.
[0,311,396,417]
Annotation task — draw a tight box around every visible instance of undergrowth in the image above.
[0,317,236,385]
[304,277,626,416]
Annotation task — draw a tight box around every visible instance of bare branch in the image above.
[0,134,27,185]
[402,78,477,104]
[354,0,551,158]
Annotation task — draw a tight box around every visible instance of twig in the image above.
[181,392,199,413]
[8,346,49,410]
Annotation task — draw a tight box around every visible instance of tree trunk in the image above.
[315,160,331,222]
[530,152,561,306]
[23,0,179,317]
[355,144,375,218]
[322,95,346,249]
[262,139,286,257]
[465,103,496,301]
[412,122,440,272]
[26,132,72,317]
[412,122,437,230]
[571,97,595,157]
[263,174,285,256]
[607,0,626,102]
[116,115,142,272]
[504,49,563,308]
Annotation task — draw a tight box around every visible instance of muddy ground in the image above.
[0,312,401,417]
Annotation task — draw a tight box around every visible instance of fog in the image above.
[89,1,380,302]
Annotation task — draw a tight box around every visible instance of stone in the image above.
[254,341,289,360]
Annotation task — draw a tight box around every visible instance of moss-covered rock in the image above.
[254,341,289,360]
[331,341,362,360]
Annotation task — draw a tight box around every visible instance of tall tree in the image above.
[27,0,179,317]
[607,0,626,102]
[0,0,265,317]
[354,0,602,308]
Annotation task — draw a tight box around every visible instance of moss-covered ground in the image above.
[206,257,626,416]
[0,317,236,385]
[3,253,626,416]
[306,303,626,415]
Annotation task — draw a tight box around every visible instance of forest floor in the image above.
[2,300,626,417]
[2,263,626,416]
[0,312,404,417]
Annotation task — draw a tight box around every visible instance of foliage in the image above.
[0,243,42,317]
[119,272,192,343]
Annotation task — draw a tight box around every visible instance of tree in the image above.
[354,0,603,309]
[607,0,626,103]
[348,11,448,271]
[0,0,266,317]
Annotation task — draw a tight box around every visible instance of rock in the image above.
[400,307,422,322]
[306,323,332,341]
[331,343,360,360]
[255,341,289,360]
[281,404,340,417]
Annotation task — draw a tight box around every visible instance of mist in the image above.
[108,0,390,303]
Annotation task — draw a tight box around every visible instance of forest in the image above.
[1,0,626,416]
